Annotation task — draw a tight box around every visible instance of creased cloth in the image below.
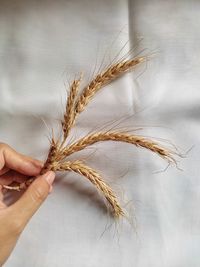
[1,0,199,266]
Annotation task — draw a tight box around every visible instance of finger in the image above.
[0,143,43,176]
[9,171,55,227]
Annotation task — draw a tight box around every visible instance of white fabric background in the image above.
[0,0,199,266]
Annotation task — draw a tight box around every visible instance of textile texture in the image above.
[0,0,199,266]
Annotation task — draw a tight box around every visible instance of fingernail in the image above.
[43,171,55,186]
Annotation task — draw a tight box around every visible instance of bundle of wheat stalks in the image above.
[4,55,178,218]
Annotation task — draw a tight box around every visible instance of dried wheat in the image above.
[62,76,82,140]
[61,131,176,163]
[52,160,124,217]
[3,52,179,219]
[74,56,145,117]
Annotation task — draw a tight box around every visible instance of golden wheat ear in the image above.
[73,56,145,122]
[61,75,82,141]
[59,131,177,164]
[52,160,124,217]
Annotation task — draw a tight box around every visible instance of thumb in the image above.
[10,171,55,227]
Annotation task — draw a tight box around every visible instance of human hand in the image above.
[0,143,55,266]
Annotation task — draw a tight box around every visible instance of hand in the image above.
[0,143,55,266]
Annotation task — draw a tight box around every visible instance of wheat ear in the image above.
[60,131,176,163]
[61,75,82,140]
[74,56,145,118]
[52,160,124,217]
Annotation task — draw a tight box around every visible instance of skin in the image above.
[0,143,55,266]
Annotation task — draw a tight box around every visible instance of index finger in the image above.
[0,143,43,176]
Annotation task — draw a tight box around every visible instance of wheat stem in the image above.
[2,178,34,191]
